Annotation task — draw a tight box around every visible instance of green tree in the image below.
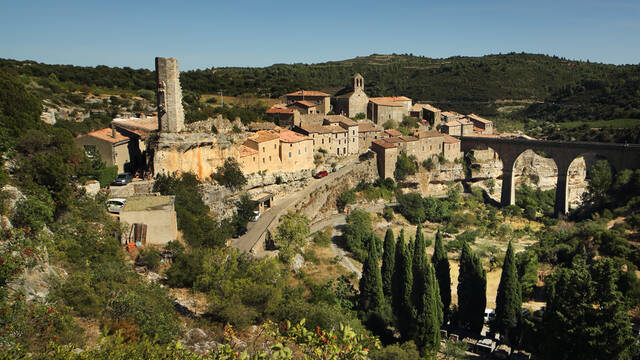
[342,209,372,262]
[380,228,395,300]
[394,151,417,181]
[410,225,426,334]
[457,242,486,334]
[233,193,257,229]
[359,235,385,313]
[391,230,413,338]
[585,159,612,207]
[274,211,310,263]
[431,229,451,320]
[212,157,247,191]
[414,261,442,356]
[516,250,538,300]
[541,257,636,360]
[494,241,522,347]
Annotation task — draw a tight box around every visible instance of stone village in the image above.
[75,57,626,253]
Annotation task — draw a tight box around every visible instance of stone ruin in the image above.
[156,57,185,133]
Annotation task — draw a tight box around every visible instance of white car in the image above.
[106,198,127,214]
[251,211,261,222]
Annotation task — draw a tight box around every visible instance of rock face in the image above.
[152,131,249,180]
[81,180,101,196]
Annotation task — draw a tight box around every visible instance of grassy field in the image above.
[556,118,640,129]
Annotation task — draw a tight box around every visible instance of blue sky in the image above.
[1,0,639,70]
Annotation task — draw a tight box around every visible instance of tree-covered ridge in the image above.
[2,53,636,103]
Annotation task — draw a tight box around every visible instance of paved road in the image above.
[230,161,357,253]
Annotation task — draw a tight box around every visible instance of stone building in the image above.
[156,57,184,133]
[265,104,299,128]
[442,134,462,161]
[357,121,383,153]
[284,90,331,115]
[367,96,411,125]
[410,103,442,127]
[76,127,133,174]
[370,130,462,178]
[288,100,319,115]
[331,74,369,118]
[323,115,359,155]
[238,128,314,175]
[467,114,494,134]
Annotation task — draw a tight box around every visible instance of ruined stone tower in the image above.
[155,57,184,133]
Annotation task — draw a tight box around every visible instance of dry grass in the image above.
[200,94,279,107]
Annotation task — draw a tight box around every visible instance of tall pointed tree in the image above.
[414,261,443,356]
[495,241,522,345]
[359,234,385,313]
[431,229,451,320]
[381,228,395,300]
[457,242,486,334]
[391,229,413,338]
[409,225,426,337]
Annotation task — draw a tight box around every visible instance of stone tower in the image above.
[353,73,364,91]
[156,57,184,133]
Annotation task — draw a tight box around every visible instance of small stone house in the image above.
[442,134,462,161]
[467,114,494,135]
[76,127,134,174]
[288,100,319,115]
[368,97,411,125]
[357,121,383,153]
[284,90,331,115]
[411,103,442,127]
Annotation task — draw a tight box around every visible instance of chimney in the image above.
[111,125,116,138]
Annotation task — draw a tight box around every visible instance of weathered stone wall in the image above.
[156,57,184,133]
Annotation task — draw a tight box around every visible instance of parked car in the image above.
[106,198,127,214]
[112,173,133,186]
[313,170,328,179]
[251,211,261,222]
[232,226,247,238]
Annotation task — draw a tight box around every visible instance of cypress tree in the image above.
[391,229,413,338]
[457,242,486,334]
[431,229,451,320]
[359,234,385,313]
[414,261,442,356]
[381,228,395,299]
[410,225,426,334]
[495,241,522,344]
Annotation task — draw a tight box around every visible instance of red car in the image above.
[313,170,328,179]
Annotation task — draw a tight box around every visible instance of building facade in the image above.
[332,74,369,118]
[284,90,331,115]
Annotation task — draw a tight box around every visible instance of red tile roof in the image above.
[286,90,330,97]
[291,100,316,108]
[239,146,259,157]
[372,139,397,149]
[274,128,310,143]
[84,127,129,144]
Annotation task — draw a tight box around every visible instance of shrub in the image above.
[312,227,332,247]
[212,157,247,191]
[337,189,356,211]
[382,206,394,221]
[136,247,161,271]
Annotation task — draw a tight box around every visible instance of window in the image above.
[298,149,300,155]
[262,146,265,152]
[274,144,276,149]
[269,156,272,161]
[289,152,292,158]
[337,148,340,155]
[263,158,265,163]
[322,139,324,144]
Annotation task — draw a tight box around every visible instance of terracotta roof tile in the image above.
[369,98,404,107]
[291,100,316,108]
[384,129,403,137]
[372,139,397,149]
[239,145,259,157]
[274,128,310,143]
[357,122,381,132]
[248,130,279,143]
[286,90,330,97]
[84,127,129,144]
[416,130,444,139]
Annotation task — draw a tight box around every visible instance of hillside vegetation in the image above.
[3,53,639,124]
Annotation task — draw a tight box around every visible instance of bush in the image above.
[312,227,332,247]
[136,247,161,271]
[212,157,247,191]
[382,206,394,222]
[394,151,417,181]
[422,158,435,171]
[337,189,356,211]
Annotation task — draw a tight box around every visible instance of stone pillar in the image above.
[155,57,184,133]
[554,162,570,217]
[501,167,515,207]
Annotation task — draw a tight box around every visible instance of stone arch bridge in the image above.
[458,136,640,216]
